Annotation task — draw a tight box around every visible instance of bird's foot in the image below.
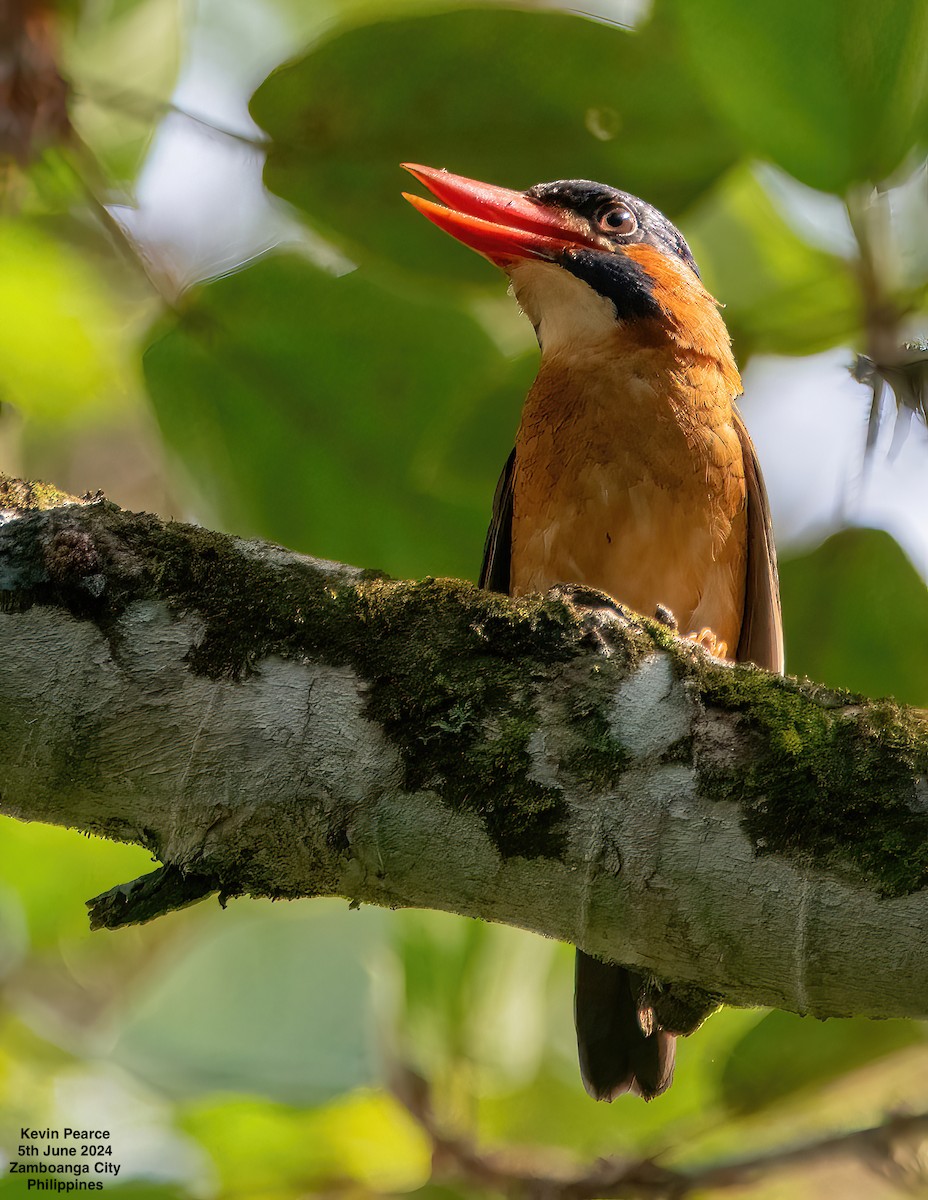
[653,604,678,631]
[686,627,728,660]
[547,583,624,613]
[545,584,630,657]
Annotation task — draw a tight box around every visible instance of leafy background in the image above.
[1,0,928,1196]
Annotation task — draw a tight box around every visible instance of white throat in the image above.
[507,259,619,357]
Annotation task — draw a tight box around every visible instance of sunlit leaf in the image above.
[144,253,523,578]
[251,6,739,284]
[668,0,928,193]
[0,1181,188,1199]
[80,1188,190,1199]
[720,1008,924,1113]
[686,167,859,358]
[180,1089,430,1196]
[780,527,928,706]
[0,818,154,948]
[0,221,137,425]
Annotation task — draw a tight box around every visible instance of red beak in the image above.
[401,163,599,265]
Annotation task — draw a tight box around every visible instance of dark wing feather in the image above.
[734,410,784,673]
[479,448,515,593]
[575,953,675,1101]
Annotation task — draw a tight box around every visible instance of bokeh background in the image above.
[1,0,928,1196]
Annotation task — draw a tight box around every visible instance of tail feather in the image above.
[574,950,675,1102]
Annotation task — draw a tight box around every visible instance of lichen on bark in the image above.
[685,654,928,897]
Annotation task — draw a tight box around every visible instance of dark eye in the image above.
[596,204,637,236]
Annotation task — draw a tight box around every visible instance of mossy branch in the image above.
[1,476,926,1023]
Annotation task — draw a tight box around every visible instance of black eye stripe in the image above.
[560,247,662,322]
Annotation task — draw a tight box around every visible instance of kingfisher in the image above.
[402,164,783,1101]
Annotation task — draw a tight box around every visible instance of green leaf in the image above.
[88,1189,191,1200]
[0,817,154,949]
[411,350,536,511]
[780,528,928,706]
[479,996,764,1157]
[180,1090,430,1196]
[0,1184,190,1200]
[113,901,383,1104]
[63,0,181,183]
[394,913,557,1084]
[668,0,928,193]
[0,220,138,425]
[144,253,523,579]
[686,167,859,357]
[250,6,739,284]
[720,1008,924,1113]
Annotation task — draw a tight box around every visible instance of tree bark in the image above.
[1,475,926,1027]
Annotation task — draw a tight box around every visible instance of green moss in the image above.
[0,474,84,512]
[652,980,721,1035]
[20,510,589,860]
[16,500,926,892]
[660,735,695,764]
[691,657,928,897]
[638,614,683,654]
[562,664,631,790]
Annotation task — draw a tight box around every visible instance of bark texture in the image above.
[1,476,926,1026]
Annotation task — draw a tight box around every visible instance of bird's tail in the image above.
[574,950,675,1102]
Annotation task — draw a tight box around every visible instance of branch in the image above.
[391,1064,928,1198]
[1,476,926,1025]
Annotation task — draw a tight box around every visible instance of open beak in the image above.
[402,163,599,265]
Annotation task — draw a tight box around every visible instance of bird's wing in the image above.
[479,448,516,593]
[734,409,784,673]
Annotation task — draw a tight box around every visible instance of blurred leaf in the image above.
[0,818,154,948]
[395,914,556,1086]
[668,0,928,193]
[91,1189,191,1200]
[0,1185,190,1199]
[64,0,182,183]
[686,167,859,357]
[888,165,928,289]
[112,901,383,1104]
[180,1089,430,1196]
[144,253,522,578]
[780,527,928,706]
[0,220,138,426]
[251,6,740,285]
[410,350,536,511]
[720,1009,924,1114]
[404,1188,488,1200]
[479,995,765,1158]
[396,912,490,1069]
[265,0,480,50]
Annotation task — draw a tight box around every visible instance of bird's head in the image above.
[402,163,730,364]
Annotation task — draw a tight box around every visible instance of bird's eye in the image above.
[596,204,637,236]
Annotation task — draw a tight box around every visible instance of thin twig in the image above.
[391,1063,928,1199]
